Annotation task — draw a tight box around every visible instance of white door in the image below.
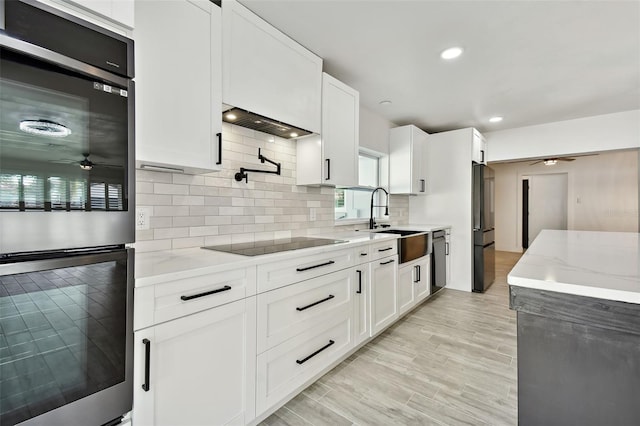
[397,264,416,315]
[133,298,256,426]
[369,256,398,336]
[414,256,431,302]
[528,173,568,245]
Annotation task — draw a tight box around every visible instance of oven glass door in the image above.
[0,48,129,212]
[0,248,133,425]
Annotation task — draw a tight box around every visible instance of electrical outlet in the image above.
[136,207,151,230]
[309,208,317,221]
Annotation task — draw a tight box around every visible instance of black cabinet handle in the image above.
[296,340,335,365]
[142,339,151,392]
[356,270,362,294]
[378,247,393,252]
[445,242,450,255]
[414,265,420,283]
[380,259,395,265]
[296,294,335,311]
[481,150,485,163]
[325,158,331,180]
[420,179,426,193]
[360,252,368,257]
[296,260,335,272]
[216,132,222,165]
[181,285,231,301]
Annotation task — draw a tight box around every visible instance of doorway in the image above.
[522,173,568,247]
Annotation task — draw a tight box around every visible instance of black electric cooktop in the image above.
[202,236,347,256]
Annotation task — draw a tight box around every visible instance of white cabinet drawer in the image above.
[369,239,398,262]
[257,247,355,293]
[355,244,371,265]
[257,268,353,353]
[135,267,257,330]
[256,313,352,416]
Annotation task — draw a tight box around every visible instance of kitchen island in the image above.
[508,230,640,426]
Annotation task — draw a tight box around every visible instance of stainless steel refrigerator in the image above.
[473,164,496,292]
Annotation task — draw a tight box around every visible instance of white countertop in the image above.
[508,230,640,304]
[135,231,397,287]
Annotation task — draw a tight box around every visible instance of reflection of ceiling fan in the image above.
[529,153,598,166]
[50,152,119,171]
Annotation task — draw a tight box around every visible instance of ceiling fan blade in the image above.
[529,160,544,165]
[559,158,576,161]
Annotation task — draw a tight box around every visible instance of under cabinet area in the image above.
[133,297,257,426]
[134,0,222,173]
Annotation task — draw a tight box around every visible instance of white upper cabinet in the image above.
[222,0,322,133]
[472,128,487,164]
[63,0,134,28]
[296,73,359,187]
[134,0,222,174]
[389,125,428,194]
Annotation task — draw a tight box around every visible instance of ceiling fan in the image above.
[50,153,120,170]
[529,153,598,166]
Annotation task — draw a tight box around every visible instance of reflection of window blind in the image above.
[90,182,106,210]
[22,175,44,208]
[48,177,68,209]
[108,184,123,210]
[69,179,87,209]
[0,174,20,208]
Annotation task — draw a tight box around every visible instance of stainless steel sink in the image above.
[374,229,431,263]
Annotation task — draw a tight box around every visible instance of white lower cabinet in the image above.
[370,255,399,336]
[353,263,370,346]
[398,256,431,316]
[397,262,416,315]
[133,297,256,426]
[255,312,353,416]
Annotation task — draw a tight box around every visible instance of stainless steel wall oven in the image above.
[0,0,134,254]
[0,1,135,425]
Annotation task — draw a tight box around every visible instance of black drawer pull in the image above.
[378,247,393,252]
[296,340,335,365]
[181,285,231,301]
[296,294,335,311]
[142,339,151,392]
[360,252,368,256]
[356,270,362,294]
[296,260,335,272]
[380,259,395,265]
[414,265,420,283]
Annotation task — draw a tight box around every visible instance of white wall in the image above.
[486,110,640,162]
[359,105,395,154]
[492,150,639,252]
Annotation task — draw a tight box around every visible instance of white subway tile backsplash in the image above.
[134,123,410,252]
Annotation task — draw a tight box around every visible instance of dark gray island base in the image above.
[509,286,640,426]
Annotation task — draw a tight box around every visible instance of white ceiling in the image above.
[238,0,640,134]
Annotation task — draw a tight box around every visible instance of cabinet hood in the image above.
[222,107,312,140]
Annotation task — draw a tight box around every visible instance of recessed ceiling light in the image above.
[290,132,298,138]
[440,47,463,60]
[225,113,237,120]
[489,116,503,123]
[379,100,392,106]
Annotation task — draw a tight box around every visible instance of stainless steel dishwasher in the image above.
[431,230,447,294]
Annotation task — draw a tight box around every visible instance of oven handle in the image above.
[0,33,129,87]
[0,247,127,276]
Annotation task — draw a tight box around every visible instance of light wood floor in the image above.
[261,251,523,426]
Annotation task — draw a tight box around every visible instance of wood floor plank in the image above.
[260,251,521,425]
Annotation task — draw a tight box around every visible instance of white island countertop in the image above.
[508,230,640,304]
